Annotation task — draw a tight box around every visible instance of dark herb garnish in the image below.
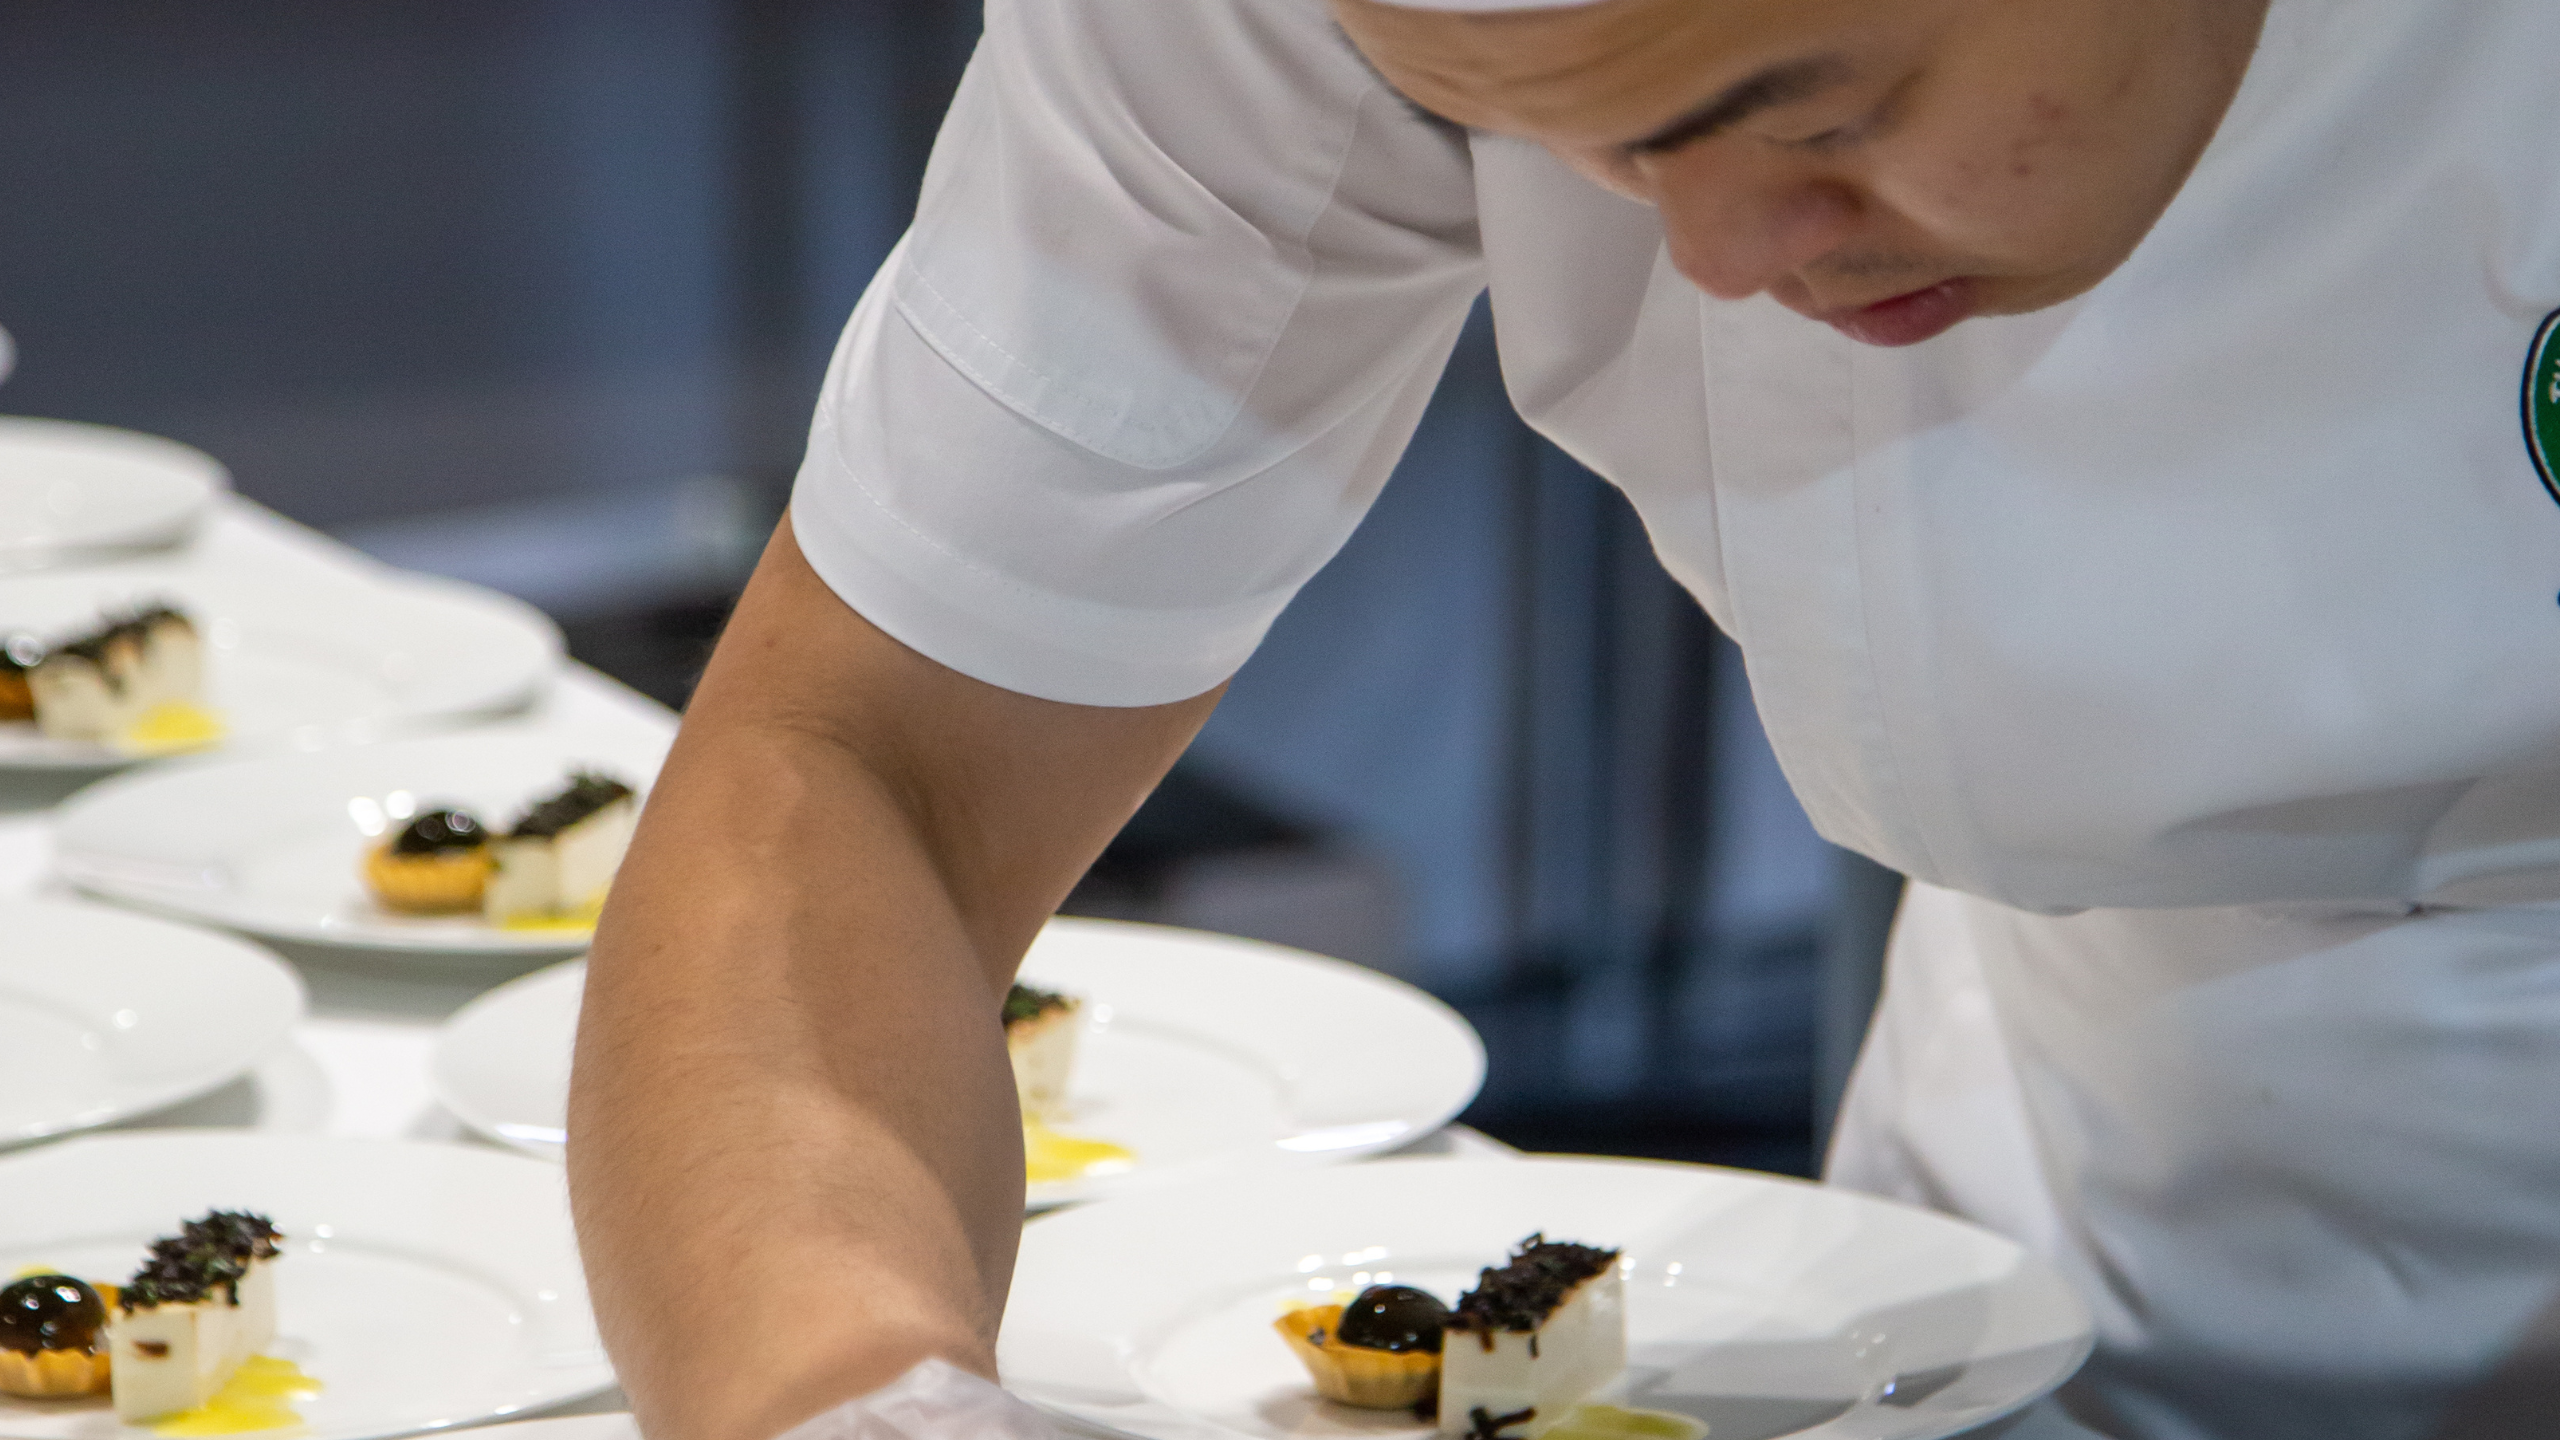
[1446,1233,1619,1336]
[392,808,488,855]
[0,1275,105,1355]
[1335,1285,1448,1354]
[508,773,633,839]
[51,603,189,667]
[118,1210,283,1312]
[1464,1406,1536,1440]
[1004,982,1071,1027]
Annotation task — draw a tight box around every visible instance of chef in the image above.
[565,0,2560,1438]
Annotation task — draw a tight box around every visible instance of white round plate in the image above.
[1003,1157,2092,1440]
[1,899,307,1145]
[0,1131,615,1440]
[433,918,1487,1205]
[54,729,669,956]
[0,564,560,770]
[0,418,225,568]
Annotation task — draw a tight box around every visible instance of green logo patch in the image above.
[2527,309,2560,506]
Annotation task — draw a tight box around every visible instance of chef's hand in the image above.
[569,521,1216,1440]
[773,1360,1060,1440]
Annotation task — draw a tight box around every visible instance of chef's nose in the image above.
[1640,147,1862,302]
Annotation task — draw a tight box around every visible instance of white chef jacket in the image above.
[788,0,2560,1435]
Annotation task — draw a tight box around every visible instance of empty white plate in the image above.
[0,562,561,770]
[0,1131,615,1440]
[433,918,1487,1206]
[1002,1157,2093,1440]
[1,899,306,1145]
[0,418,225,569]
[55,729,668,956]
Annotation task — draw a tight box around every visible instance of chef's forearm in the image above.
[564,525,1215,1440]
[568,716,1025,1440]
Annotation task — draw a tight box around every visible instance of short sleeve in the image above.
[789,0,1485,706]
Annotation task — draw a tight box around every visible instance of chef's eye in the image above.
[1778,114,1875,153]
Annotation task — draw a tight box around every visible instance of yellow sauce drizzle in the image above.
[496,894,606,933]
[152,1355,322,1436]
[120,702,227,756]
[1022,1122,1134,1185]
[1543,1405,1709,1440]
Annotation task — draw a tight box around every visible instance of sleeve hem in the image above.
[788,454,1266,709]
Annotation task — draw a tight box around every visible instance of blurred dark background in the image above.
[0,0,1898,1175]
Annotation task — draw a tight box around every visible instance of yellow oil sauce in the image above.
[152,1356,322,1436]
[497,894,606,934]
[121,702,226,756]
[1023,1122,1134,1185]
[1542,1404,1709,1440]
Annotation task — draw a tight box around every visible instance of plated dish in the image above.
[1,900,305,1146]
[0,1132,614,1440]
[0,565,558,771]
[54,730,669,956]
[433,917,1487,1205]
[0,419,224,570]
[1001,1157,2092,1440]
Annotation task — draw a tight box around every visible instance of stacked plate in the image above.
[2,899,305,1146]
[0,417,224,570]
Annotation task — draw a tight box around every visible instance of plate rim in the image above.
[1,898,309,1144]
[1003,1153,2095,1440]
[0,416,227,559]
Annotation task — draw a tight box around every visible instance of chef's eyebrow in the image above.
[1624,55,1853,155]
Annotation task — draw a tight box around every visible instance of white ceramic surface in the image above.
[433,918,1487,1205]
[0,899,307,1145]
[0,562,561,770]
[54,729,668,955]
[424,1417,636,1440]
[0,1132,615,1440]
[1003,1157,2093,1440]
[0,418,225,568]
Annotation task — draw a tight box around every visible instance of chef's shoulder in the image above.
[952,0,1479,241]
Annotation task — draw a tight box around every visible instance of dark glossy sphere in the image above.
[1335,1284,1447,1354]
[393,808,488,855]
[0,1275,105,1355]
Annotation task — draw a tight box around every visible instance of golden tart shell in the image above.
[365,839,492,914]
[1275,1304,1439,1410]
[0,1345,110,1399]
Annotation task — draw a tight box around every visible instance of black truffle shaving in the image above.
[1464,1406,1536,1440]
[393,807,488,855]
[508,772,634,839]
[119,1210,283,1312]
[51,602,189,666]
[1003,982,1071,1027]
[1445,1232,1620,1336]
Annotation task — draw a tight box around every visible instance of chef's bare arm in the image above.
[567,520,1219,1440]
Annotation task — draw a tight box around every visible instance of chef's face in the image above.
[1333,0,2269,346]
